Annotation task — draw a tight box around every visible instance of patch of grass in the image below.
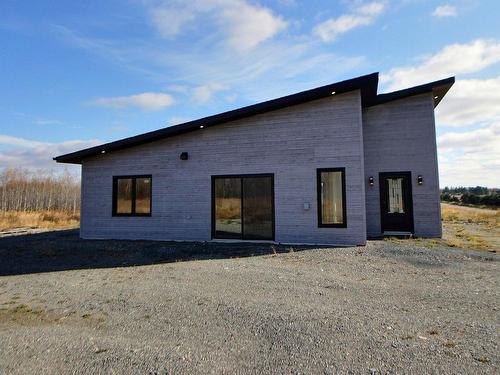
[0,210,79,230]
[11,304,43,315]
[473,356,490,363]
[442,205,498,227]
[444,240,459,248]
[383,237,401,242]
[0,303,48,324]
[440,204,499,252]
[270,245,277,256]
[443,341,455,348]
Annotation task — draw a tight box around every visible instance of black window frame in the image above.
[112,175,152,217]
[317,168,347,228]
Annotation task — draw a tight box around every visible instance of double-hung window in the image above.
[112,175,152,216]
[317,168,346,227]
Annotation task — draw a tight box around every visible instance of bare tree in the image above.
[0,168,80,212]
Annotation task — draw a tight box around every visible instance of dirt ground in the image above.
[0,230,498,374]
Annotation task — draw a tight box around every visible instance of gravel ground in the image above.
[0,230,498,374]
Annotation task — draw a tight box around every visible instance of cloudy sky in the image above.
[0,0,499,187]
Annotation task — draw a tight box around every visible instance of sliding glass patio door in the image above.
[212,174,274,240]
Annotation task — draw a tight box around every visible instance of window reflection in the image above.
[113,176,151,216]
[320,171,344,225]
[387,178,404,213]
[135,178,151,214]
[116,178,132,214]
[214,178,242,239]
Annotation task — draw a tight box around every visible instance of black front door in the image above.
[212,174,274,240]
[379,172,414,233]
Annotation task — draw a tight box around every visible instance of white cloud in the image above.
[358,1,386,16]
[90,92,174,111]
[0,135,46,148]
[436,76,500,126]
[149,7,196,38]
[148,0,287,52]
[0,135,101,171]
[52,15,364,110]
[432,5,458,18]
[381,39,500,91]
[438,123,500,151]
[221,1,287,52]
[382,39,500,186]
[313,1,386,42]
[438,123,500,187]
[380,39,500,126]
[192,83,227,103]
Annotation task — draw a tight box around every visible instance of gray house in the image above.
[55,73,454,246]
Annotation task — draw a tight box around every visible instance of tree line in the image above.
[441,186,500,207]
[0,168,80,213]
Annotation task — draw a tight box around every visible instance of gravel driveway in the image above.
[0,230,498,374]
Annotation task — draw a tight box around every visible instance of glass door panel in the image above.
[242,177,273,240]
[213,175,274,240]
[214,178,242,239]
[387,178,404,213]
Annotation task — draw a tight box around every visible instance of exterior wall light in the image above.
[180,152,188,160]
[368,176,374,186]
[417,175,423,185]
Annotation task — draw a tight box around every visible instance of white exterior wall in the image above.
[362,93,442,238]
[81,91,367,245]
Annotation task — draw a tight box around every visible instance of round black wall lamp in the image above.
[180,152,189,160]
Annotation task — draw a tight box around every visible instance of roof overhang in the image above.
[367,76,455,108]
[54,73,454,164]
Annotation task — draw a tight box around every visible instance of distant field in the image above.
[440,203,499,253]
[0,211,79,231]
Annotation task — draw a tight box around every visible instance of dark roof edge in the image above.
[367,76,455,108]
[54,73,455,164]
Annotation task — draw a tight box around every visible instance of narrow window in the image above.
[317,168,346,227]
[113,175,151,216]
[387,178,404,213]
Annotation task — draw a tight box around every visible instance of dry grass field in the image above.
[0,211,79,231]
[440,203,499,253]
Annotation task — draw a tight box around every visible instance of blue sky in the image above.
[1,0,499,187]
